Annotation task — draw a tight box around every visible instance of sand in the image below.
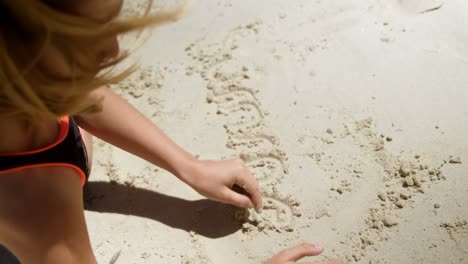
[1,0,467,263]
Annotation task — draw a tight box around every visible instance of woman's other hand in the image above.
[266,243,343,264]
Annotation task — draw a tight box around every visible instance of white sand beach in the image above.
[2,0,467,263]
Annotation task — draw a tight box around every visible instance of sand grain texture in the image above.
[1,0,467,263]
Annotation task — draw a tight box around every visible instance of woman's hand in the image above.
[266,243,343,264]
[77,89,256,213]
[184,159,263,212]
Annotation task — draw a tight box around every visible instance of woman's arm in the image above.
[75,87,262,211]
[75,86,194,184]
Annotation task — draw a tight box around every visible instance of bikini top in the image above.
[0,116,89,186]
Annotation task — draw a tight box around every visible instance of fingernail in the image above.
[256,205,263,213]
[310,244,324,253]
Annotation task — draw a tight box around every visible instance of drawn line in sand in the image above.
[207,88,260,107]
[441,218,468,252]
[235,190,301,234]
[185,20,302,236]
[219,101,265,131]
[245,156,287,185]
[226,134,278,154]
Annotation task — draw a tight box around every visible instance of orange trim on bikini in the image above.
[0,116,69,157]
[0,163,86,186]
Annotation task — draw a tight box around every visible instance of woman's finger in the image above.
[235,169,263,213]
[277,243,324,262]
[223,187,254,209]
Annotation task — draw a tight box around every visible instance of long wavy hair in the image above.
[0,0,185,123]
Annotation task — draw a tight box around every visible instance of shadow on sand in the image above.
[83,181,242,238]
[0,181,242,263]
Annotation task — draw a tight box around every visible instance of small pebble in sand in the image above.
[260,224,275,233]
[381,37,391,43]
[400,191,411,200]
[413,176,422,187]
[386,136,393,142]
[449,157,462,164]
[352,254,361,262]
[336,188,343,194]
[315,208,331,219]
[395,201,404,209]
[109,180,118,185]
[377,192,387,201]
[382,216,398,227]
[234,209,250,222]
[399,161,413,177]
[404,177,414,187]
[415,154,421,159]
[326,128,333,134]
[434,203,441,209]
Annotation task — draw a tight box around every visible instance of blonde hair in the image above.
[0,1,185,122]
